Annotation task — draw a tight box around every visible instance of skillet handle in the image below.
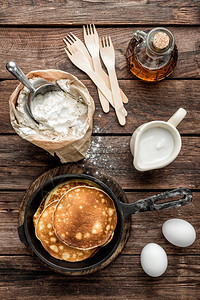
[120,187,192,220]
[18,224,28,245]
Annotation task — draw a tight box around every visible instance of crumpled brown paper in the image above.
[9,69,95,163]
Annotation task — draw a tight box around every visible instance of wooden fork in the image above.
[64,44,115,107]
[100,36,127,126]
[63,33,93,69]
[83,24,110,113]
[63,31,129,105]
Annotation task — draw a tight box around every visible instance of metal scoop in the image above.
[6,61,62,123]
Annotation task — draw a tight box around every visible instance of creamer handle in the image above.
[167,108,187,128]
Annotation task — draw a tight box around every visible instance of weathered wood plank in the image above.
[0,135,199,190]
[0,191,24,210]
[1,27,199,80]
[0,192,198,255]
[0,255,199,300]
[1,79,200,134]
[0,1,199,25]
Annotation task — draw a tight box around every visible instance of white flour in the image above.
[16,78,89,140]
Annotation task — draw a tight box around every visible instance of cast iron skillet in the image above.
[18,174,192,274]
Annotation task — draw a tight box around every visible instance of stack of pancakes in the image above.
[34,179,117,262]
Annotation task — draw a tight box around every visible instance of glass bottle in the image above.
[126,27,178,82]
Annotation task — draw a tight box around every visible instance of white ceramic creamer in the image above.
[130,108,187,171]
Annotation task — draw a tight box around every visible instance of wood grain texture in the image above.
[0,191,199,256]
[0,0,199,297]
[0,27,199,80]
[0,1,199,25]
[17,162,131,275]
[0,191,24,210]
[0,255,200,299]
[0,135,199,190]
[1,79,200,134]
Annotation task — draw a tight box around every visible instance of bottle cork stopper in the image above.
[153,32,170,50]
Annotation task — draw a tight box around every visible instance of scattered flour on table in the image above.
[85,137,115,169]
[93,126,100,133]
[84,137,130,171]
[16,78,89,141]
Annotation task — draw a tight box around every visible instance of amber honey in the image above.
[126,28,178,82]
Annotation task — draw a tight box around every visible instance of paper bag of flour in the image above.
[9,69,95,163]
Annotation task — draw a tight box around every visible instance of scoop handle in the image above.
[119,187,192,219]
[6,61,35,93]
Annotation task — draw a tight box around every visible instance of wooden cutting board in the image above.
[18,161,131,275]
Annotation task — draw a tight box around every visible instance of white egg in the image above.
[162,218,196,247]
[141,243,168,277]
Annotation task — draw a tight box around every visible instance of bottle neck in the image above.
[146,28,175,59]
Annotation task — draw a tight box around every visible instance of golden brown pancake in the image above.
[103,232,114,246]
[33,179,101,227]
[33,193,49,227]
[53,186,117,250]
[35,201,96,262]
[44,179,101,208]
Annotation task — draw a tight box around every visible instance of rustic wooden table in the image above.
[0,1,200,299]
